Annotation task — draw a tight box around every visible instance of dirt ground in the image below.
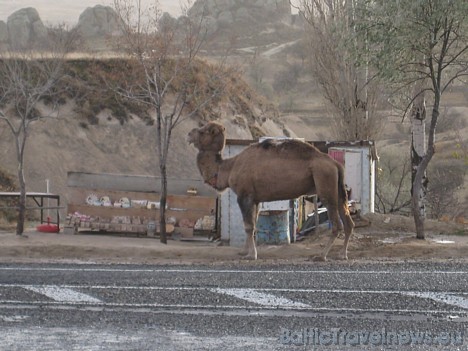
[0,213,466,264]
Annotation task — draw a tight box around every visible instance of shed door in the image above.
[220,144,247,247]
[329,148,362,203]
[344,151,362,202]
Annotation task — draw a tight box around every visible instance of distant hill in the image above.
[0,1,303,51]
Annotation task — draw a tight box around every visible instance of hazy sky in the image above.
[0,0,182,25]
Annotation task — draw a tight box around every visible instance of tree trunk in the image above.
[410,87,427,239]
[14,132,27,236]
[159,164,168,244]
[155,106,168,244]
[16,163,26,236]
[412,91,440,239]
[411,166,425,239]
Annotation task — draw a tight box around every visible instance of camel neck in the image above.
[196,151,229,191]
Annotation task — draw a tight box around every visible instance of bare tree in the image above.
[0,26,78,235]
[297,0,383,141]
[112,0,229,243]
[357,0,468,239]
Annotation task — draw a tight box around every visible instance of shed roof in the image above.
[67,172,217,197]
[226,139,378,160]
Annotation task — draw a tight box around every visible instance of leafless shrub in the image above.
[375,150,412,214]
[427,159,466,220]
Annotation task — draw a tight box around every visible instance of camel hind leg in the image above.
[338,203,355,260]
[313,202,341,261]
[310,167,343,261]
[315,198,354,261]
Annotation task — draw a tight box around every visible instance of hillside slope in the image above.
[0,59,294,216]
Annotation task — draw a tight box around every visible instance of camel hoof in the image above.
[338,250,349,260]
[309,256,327,262]
[238,251,257,261]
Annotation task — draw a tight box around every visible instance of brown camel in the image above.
[188,122,354,260]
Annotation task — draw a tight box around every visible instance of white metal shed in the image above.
[220,139,377,247]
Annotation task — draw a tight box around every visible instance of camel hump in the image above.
[257,138,318,159]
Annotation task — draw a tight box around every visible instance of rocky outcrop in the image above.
[189,0,291,24]
[0,21,8,47]
[185,0,294,48]
[77,5,122,38]
[6,8,48,50]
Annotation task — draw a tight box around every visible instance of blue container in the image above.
[256,210,290,245]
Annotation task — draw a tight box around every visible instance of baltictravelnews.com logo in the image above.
[279,328,464,347]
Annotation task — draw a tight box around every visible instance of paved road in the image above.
[0,261,467,350]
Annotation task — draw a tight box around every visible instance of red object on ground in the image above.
[36,217,60,233]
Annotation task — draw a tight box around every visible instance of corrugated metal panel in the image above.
[256,210,290,245]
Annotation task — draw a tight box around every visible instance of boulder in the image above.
[77,5,122,38]
[186,0,292,40]
[7,8,48,50]
[189,0,291,23]
[159,12,178,31]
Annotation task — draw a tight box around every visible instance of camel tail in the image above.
[337,164,349,212]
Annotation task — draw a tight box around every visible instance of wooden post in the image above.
[314,195,319,234]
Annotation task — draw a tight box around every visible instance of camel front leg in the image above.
[237,195,258,260]
[315,228,338,261]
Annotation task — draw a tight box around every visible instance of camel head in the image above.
[188,122,226,153]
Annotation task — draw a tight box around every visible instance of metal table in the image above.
[0,192,61,228]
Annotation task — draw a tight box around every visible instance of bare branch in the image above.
[0,24,78,235]
[109,0,231,244]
